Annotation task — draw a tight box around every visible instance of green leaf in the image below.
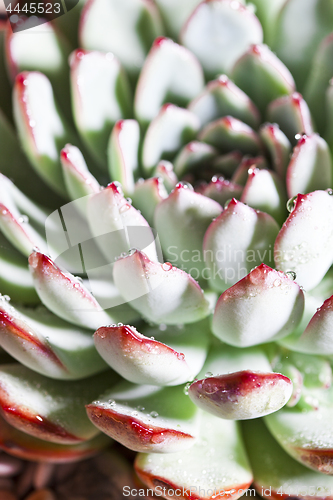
[135,412,252,499]
[70,49,132,167]
[154,183,222,280]
[188,75,260,129]
[107,120,140,195]
[203,199,279,292]
[212,264,304,346]
[232,44,295,115]
[79,0,163,78]
[142,104,200,174]
[180,0,263,78]
[243,418,333,499]
[86,382,199,453]
[0,364,118,444]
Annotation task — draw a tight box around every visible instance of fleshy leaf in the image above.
[203,199,279,292]
[153,0,202,38]
[107,120,140,195]
[132,177,168,227]
[135,412,253,500]
[188,75,260,129]
[0,110,62,208]
[232,155,269,186]
[232,44,295,115]
[70,49,132,166]
[140,319,210,380]
[0,235,38,304]
[0,414,111,463]
[0,302,107,380]
[212,264,304,346]
[272,0,333,90]
[259,123,291,179]
[243,418,333,500]
[28,251,129,330]
[86,382,199,453]
[180,0,263,78]
[6,21,72,121]
[265,388,333,475]
[212,151,243,178]
[94,324,192,386]
[142,104,200,174]
[79,0,163,77]
[154,184,222,279]
[134,37,204,126]
[267,93,313,145]
[286,134,332,199]
[274,190,333,290]
[304,34,333,135]
[153,161,178,192]
[202,177,243,206]
[0,364,118,444]
[113,250,210,324]
[0,174,48,257]
[241,168,287,225]
[286,295,333,355]
[189,371,292,420]
[60,144,100,205]
[199,116,262,155]
[13,72,75,196]
[87,182,159,263]
[173,141,218,178]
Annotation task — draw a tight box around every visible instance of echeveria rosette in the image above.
[1,0,333,497]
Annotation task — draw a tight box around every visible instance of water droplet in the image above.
[176,181,194,191]
[150,411,159,418]
[161,262,172,271]
[286,271,297,280]
[287,196,297,213]
[18,214,29,224]
[150,336,155,340]
[117,323,123,327]
[184,382,191,395]
[205,372,213,378]
[326,189,333,196]
[119,203,130,214]
[273,279,281,287]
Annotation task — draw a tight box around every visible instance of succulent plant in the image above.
[1,0,333,498]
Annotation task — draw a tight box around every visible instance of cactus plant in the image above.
[1,0,333,498]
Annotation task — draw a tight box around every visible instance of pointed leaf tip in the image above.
[189,371,293,420]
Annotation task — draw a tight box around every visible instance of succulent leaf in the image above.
[286,134,332,199]
[212,264,304,347]
[259,123,292,179]
[243,418,333,499]
[13,72,75,196]
[135,411,253,500]
[181,0,263,78]
[70,49,132,166]
[0,302,107,380]
[188,75,260,129]
[154,183,222,278]
[113,250,210,324]
[79,0,163,77]
[134,37,204,126]
[94,324,193,386]
[203,199,279,292]
[142,104,200,174]
[232,44,295,114]
[0,364,118,444]
[86,382,199,453]
[274,190,333,290]
[267,93,313,145]
[199,116,262,155]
